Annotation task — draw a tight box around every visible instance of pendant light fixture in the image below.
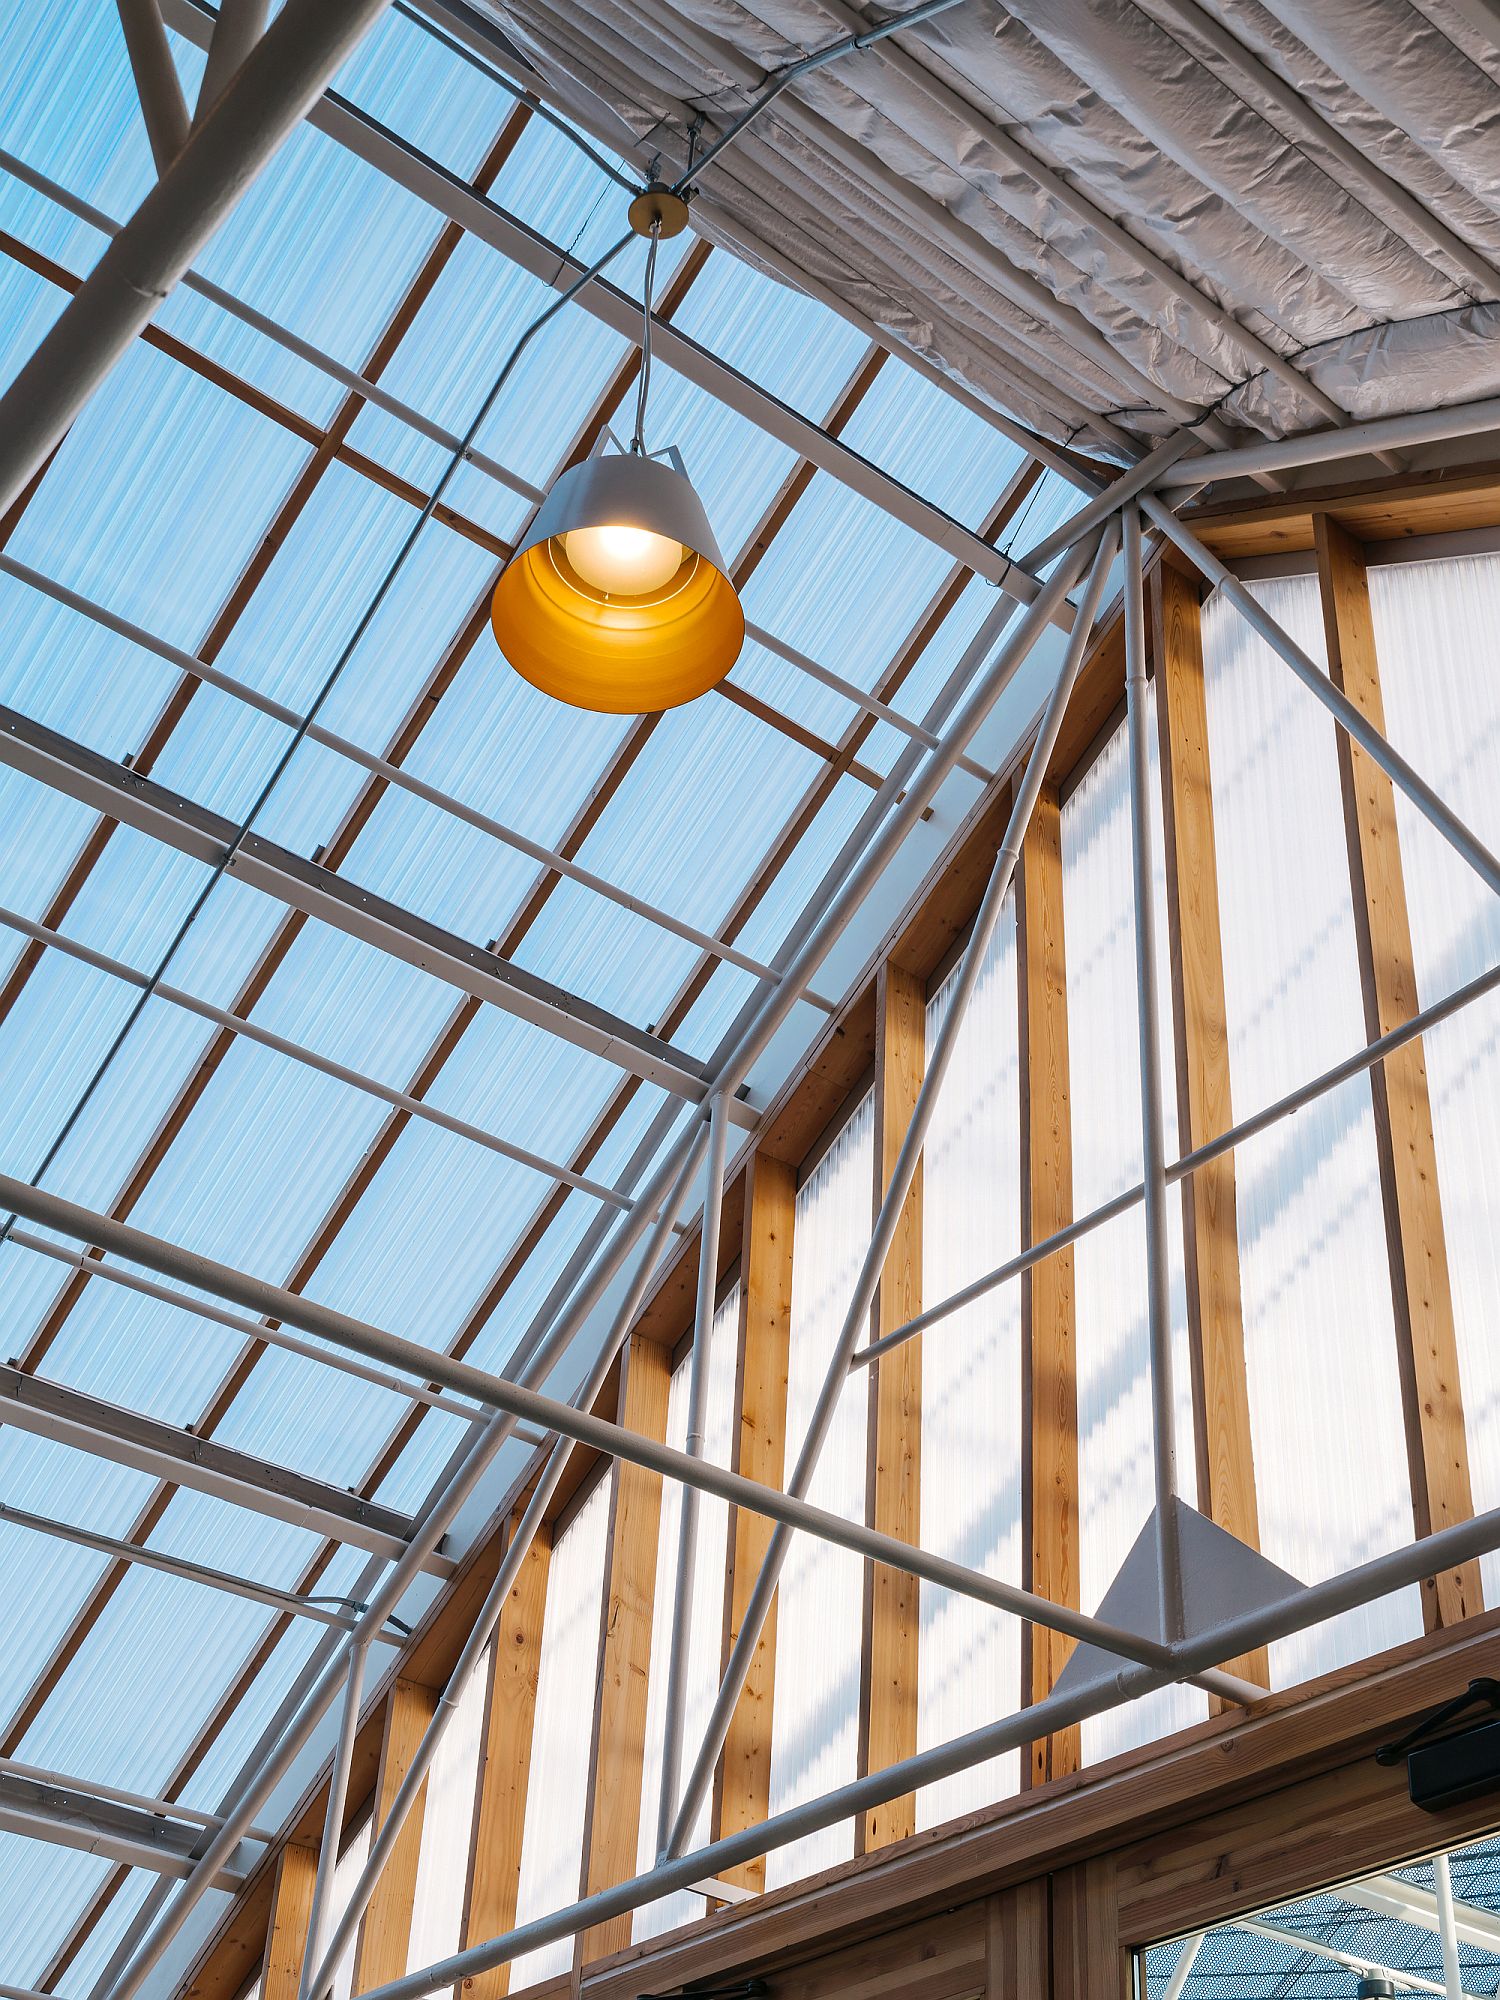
[491,185,743,713]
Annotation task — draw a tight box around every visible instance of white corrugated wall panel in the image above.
[634,1279,743,1941]
[918,912,1024,1827]
[509,1474,610,1988]
[1061,692,1203,1762]
[764,1092,874,1890]
[330,1817,373,2000]
[405,1639,490,1983]
[1367,552,1500,1607]
[1200,575,1421,1686]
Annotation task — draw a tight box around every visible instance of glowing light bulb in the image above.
[563,523,685,597]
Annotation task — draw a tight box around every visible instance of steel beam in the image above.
[0,1364,452,1574]
[5,1225,532,1430]
[1124,503,1183,1639]
[1232,1915,1467,1997]
[1342,1872,1500,1959]
[0,0,394,516]
[194,0,270,124]
[0,702,752,1120]
[0,1767,252,1889]
[1151,387,1500,488]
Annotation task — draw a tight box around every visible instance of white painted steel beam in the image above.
[1150,389,1500,487]
[1342,1874,1500,1960]
[0,703,753,1121]
[0,1364,454,1574]
[116,0,190,173]
[0,1768,253,1890]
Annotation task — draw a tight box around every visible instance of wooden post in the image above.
[1017,785,1081,1785]
[1152,557,1269,1691]
[714,1150,795,1893]
[858,959,924,1851]
[462,1519,552,2000]
[353,1677,440,1992]
[1315,513,1480,1630]
[262,1841,318,2000]
[579,1334,673,1964]
[986,1880,1049,2000]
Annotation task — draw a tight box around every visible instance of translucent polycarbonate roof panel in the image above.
[0,0,1068,1962]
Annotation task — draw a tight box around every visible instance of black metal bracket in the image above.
[1375,1677,1500,1764]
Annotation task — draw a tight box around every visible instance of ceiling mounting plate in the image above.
[629,182,691,238]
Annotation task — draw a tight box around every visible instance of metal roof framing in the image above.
[0,702,744,1114]
[0,12,1089,1974]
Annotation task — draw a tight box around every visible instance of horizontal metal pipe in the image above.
[0,1499,406,1640]
[349,1491,1500,2000]
[856,954,1500,1366]
[7,1224,508,1427]
[0,1168,1234,1681]
[1152,388,1500,488]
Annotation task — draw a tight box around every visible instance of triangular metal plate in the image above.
[1052,1496,1302,1700]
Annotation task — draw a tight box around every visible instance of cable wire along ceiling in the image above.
[441,0,1500,460]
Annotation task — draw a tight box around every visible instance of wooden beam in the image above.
[1017,785,1080,1785]
[463,1519,552,2000]
[1315,515,1481,1630]
[579,1334,673,1965]
[353,1678,440,1992]
[262,1841,318,2000]
[858,958,924,1852]
[1151,558,1268,1692]
[714,1151,795,1893]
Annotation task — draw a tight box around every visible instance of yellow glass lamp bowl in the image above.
[491,448,743,712]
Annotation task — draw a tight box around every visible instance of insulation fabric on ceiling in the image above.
[459,0,1500,461]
